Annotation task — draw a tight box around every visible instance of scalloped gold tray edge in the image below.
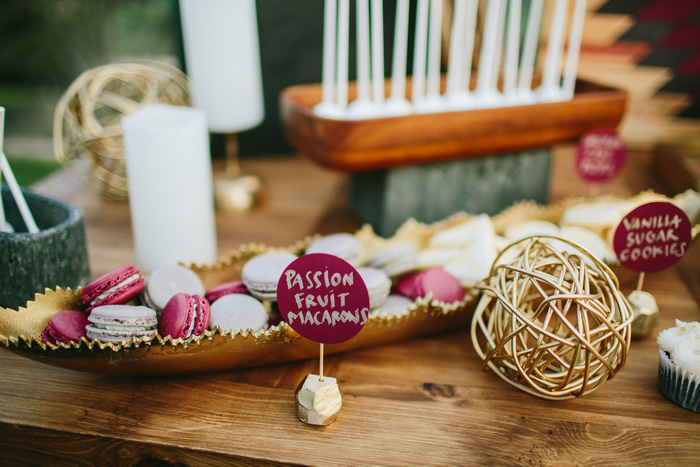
[1,189,697,375]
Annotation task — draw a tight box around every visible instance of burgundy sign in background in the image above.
[576,129,627,183]
[613,201,692,273]
[277,253,370,345]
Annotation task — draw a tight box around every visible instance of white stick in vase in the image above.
[540,0,569,100]
[447,0,468,100]
[459,0,479,98]
[518,0,544,98]
[488,0,507,92]
[349,0,373,118]
[476,0,503,102]
[387,0,411,114]
[412,0,430,105]
[562,0,587,100]
[0,107,9,233]
[424,0,443,108]
[503,0,522,98]
[371,0,385,106]
[0,108,37,233]
[336,0,350,115]
[316,0,338,117]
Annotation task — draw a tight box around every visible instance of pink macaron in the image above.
[41,310,90,345]
[158,293,210,340]
[82,265,144,312]
[205,280,248,303]
[396,268,464,303]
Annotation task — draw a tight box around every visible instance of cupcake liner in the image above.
[658,349,700,413]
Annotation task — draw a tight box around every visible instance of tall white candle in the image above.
[371,0,385,104]
[518,0,544,94]
[180,0,264,133]
[447,0,468,97]
[123,105,217,272]
[388,0,410,112]
[336,0,350,113]
[562,0,588,99]
[317,0,338,115]
[412,0,430,104]
[460,0,479,95]
[541,0,569,98]
[426,0,443,100]
[503,0,522,96]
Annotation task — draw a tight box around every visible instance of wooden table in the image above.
[1,147,698,466]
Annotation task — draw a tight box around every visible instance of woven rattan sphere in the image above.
[471,236,632,400]
[53,62,189,200]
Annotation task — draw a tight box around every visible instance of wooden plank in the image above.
[1,150,697,466]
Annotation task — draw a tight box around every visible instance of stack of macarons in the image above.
[41,229,472,346]
[41,260,281,346]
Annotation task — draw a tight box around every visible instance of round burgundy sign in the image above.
[576,129,627,183]
[276,253,370,345]
[613,201,692,273]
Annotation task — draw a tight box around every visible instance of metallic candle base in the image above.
[295,374,342,426]
[213,133,265,212]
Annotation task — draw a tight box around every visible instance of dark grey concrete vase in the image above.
[1,186,90,309]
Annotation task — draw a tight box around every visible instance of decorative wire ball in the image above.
[471,236,633,400]
[53,61,189,200]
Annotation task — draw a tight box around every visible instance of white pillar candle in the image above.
[123,105,217,272]
[180,0,264,133]
[503,0,522,96]
[518,0,544,95]
[541,0,569,98]
[316,0,339,116]
[371,0,385,105]
[412,0,430,104]
[387,0,411,113]
[562,0,588,99]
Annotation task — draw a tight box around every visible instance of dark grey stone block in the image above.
[350,148,552,237]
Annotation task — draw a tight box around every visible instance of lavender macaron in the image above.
[86,305,158,343]
[306,233,364,267]
[142,265,205,313]
[208,293,268,334]
[241,252,297,301]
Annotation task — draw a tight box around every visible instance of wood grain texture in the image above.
[2,149,698,466]
[280,79,626,171]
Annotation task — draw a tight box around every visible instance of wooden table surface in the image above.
[1,146,699,466]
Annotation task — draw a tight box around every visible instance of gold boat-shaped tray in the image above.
[1,190,697,376]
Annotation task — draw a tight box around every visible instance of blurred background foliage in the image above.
[0,0,177,146]
[0,0,329,164]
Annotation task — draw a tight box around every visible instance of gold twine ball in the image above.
[471,236,633,400]
[53,61,189,200]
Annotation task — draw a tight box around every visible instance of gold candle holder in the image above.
[627,290,660,339]
[213,133,264,211]
[295,374,342,426]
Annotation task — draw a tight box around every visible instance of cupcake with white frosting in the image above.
[657,320,700,412]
